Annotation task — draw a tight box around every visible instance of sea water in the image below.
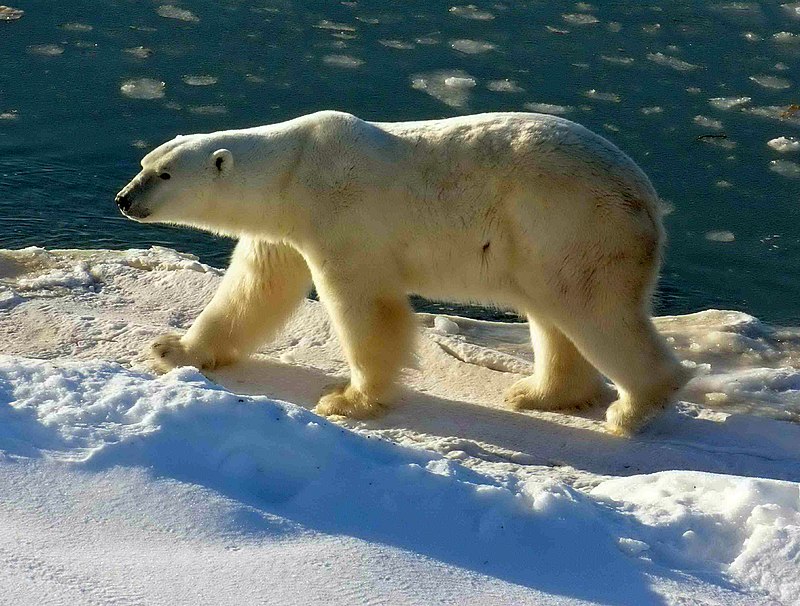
[0,1,798,322]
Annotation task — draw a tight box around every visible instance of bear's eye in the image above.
[159,172,171,180]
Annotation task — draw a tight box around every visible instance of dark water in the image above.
[1,1,799,322]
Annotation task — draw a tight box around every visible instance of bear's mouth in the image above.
[119,207,152,221]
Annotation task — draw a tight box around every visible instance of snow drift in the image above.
[1,247,799,605]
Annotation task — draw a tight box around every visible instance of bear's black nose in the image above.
[115,192,132,212]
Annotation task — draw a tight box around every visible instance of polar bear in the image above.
[116,111,690,435]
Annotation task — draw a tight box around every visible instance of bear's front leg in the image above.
[150,238,311,373]
[312,273,414,419]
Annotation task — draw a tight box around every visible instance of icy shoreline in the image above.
[1,246,799,605]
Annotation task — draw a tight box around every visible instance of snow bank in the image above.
[1,246,799,604]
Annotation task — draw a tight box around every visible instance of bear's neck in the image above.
[196,122,313,243]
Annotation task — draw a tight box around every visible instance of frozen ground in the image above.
[0,247,799,605]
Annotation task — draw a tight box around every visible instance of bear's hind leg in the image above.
[313,276,414,419]
[557,310,691,435]
[505,317,610,412]
[151,238,311,372]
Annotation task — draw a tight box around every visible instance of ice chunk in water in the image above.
[600,55,634,65]
[0,6,23,20]
[189,105,227,115]
[0,110,19,120]
[694,115,723,129]
[28,44,64,56]
[562,13,599,25]
[768,137,800,152]
[646,52,700,71]
[59,22,92,32]
[769,160,800,178]
[156,5,199,23]
[781,3,800,18]
[322,54,364,68]
[708,96,750,110]
[583,89,620,102]
[450,39,496,54]
[379,40,415,50]
[773,31,800,43]
[749,75,791,90]
[124,46,153,59]
[524,102,572,115]
[120,78,166,99]
[705,231,735,242]
[487,79,523,93]
[449,5,494,20]
[182,75,217,86]
[411,70,476,108]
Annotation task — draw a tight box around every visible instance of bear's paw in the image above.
[314,383,386,419]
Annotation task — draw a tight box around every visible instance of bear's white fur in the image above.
[117,111,690,434]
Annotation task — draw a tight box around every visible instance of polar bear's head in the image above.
[115,134,235,226]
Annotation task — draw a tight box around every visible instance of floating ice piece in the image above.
[769,160,800,178]
[415,35,439,45]
[524,102,572,115]
[27,44,64,56]
[411,70,476,108]
[124,46,153,59]
[322,54,364,68]
[379,39,415,50]
[156,5,199,23]
[749,75,791,90]
[768,136,800,152]
[708,96,750,110]
[449,5,494,20]
[705,231,735,243]
[640,106,663,115]
[487,79,523,93]
[120,78,165,99]
[189,105,227,115]
[773,31,800,43]
[698,135,736,149]
[583,89,620,102]
[607,21,622,32]
[0,110,19,120]
[450,39,496,54]
[0,5,23,20]
[646,52,700,71]
[694,115,723,129]
[59,22,92,32]
[781,3,800,18]
[600,54,634,65]
[182,75,218,86]
[314,20,356,32]
[575,2,596,11]
[562,13,599,25]
[742,31,761,42]
[742,105,800,126]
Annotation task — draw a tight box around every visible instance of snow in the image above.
[1,247,799,605]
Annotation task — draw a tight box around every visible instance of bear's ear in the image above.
[211,149,233,175]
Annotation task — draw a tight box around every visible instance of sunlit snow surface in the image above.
[1,247,799,605]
